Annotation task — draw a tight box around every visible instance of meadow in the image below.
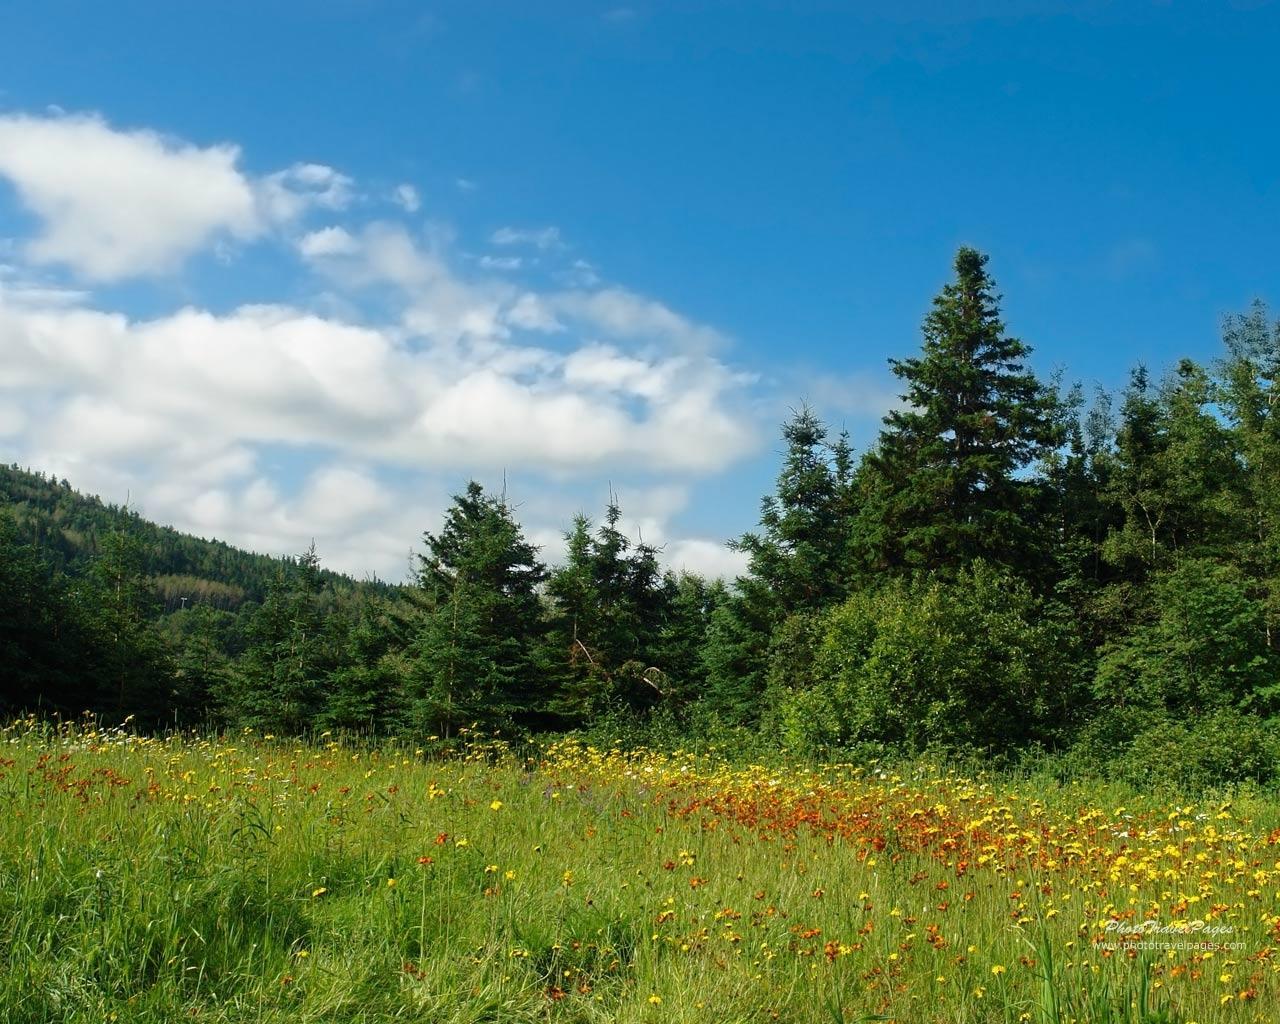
[2,719,1279,1024]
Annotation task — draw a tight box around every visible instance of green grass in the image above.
[0,720,1275,1023]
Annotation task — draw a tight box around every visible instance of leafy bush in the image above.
[1094,559,1276,716]
[776,562,1081,757]
[1057,706,1280,792]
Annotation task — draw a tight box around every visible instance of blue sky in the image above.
[0,1,1277,579]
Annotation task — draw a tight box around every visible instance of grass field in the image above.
[3,719,1279,1023]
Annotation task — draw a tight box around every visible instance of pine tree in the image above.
[734,407,852,614]
[856,247,1060,575]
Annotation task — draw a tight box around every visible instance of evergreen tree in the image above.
[0,515,91,714]
[734,407,853,614]
[708,408,855,724]
[855,247,1060,575]
[78,531,172,724]
[321,594,409,734]
[1102,361,1239,576]
[408,482,547,736]
[228,545,331,732]
[170,602,232,726]
[542,500,673,722]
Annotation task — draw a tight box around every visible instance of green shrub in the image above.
[776,562,1080,757]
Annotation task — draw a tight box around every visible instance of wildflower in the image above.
[490,800,503,811]
[648,994,663,1005]
[386,878,397,888]
[311,887,327,898]
[991,964,1006,976]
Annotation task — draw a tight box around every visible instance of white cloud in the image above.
[298,226,359,258]
[256,162,354,222]
[664,538,749,580]
[0,112,259,280]
[506,293,562,332]
[477,254,523,271]
[0,112,354,281]
[551,287,727,353]
[392,183,421,212]
[491,225,562,249]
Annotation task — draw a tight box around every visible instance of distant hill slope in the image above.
[0,464,394,610]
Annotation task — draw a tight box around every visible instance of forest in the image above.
[5,248,1278,793]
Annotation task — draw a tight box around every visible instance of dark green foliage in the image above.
[320,595,412,734]
[0,513,95,715]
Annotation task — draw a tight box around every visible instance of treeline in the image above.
[4,248,1280,789]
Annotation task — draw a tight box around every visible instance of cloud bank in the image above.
[0,111,758,580]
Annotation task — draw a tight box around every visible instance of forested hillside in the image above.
[5,248,1279,792]
[0,464,372,609]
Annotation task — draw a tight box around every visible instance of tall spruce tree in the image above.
[855,247,1060,575]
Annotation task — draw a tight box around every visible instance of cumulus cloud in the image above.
[0,112,352,280]
[0,113,259,280]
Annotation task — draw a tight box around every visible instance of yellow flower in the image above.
[386,878,397,888]
[311,887,327,898]
[490,800,503,811]
[991,964,1007,976]
[648,994,663,1005]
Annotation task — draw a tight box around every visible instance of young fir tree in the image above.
[227,545,331,733]
[855,247,1060,576]
[409,482,547,736]
[543,500,672,722]
[705,408,853,724]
